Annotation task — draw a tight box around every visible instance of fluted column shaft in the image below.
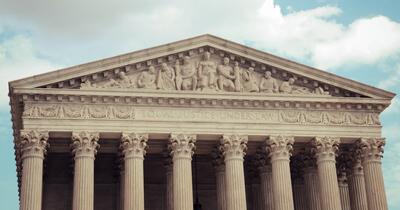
[266,135,295,210]
[169,134,196,210]
[312,136,342,210]
[357,138,388,210]
[304,167,322,210]
[259,164,274,210]
[165,159,173,210]
[121,133,148,210]
[293,182,308,210]
[71,131,99,210]
[214,162,227,210]
[220,134,248,210]
[338,173,351,210]
[347,160,368,210]
[19,130,49,210]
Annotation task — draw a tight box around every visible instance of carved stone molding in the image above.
[311,136,340,163]
[265,135,294,161]
[71,131,100,159]
[356,137,385,163]
[19,130,49,160]
[120,133,148,159]
[22,102,381,127]
[220,134,248,161]
[169,134,196,160]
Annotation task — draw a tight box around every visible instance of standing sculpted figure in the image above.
[233,62,242,92]
[137,65,157,89]
[260,71,278,93]
[156,62,176,90]
[242,67,259,92]
[198,52,217,91]
[217,57,236,92]
[175,56,197,91]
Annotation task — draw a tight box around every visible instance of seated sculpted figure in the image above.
[217,57,236,92]
[280,78,311,94]
[156,62,176,90]
[242,67,259,92]
[259,71,278,93]
[198,52,217,91]
[137,65,157,89]
[175,56,197,91]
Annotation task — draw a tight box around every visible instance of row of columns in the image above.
[18,130,388,210]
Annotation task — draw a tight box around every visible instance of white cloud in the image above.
[0,34,60,103]
[313,16,400,69]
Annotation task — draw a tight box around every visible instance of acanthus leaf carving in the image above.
[19,130,49,159]
[71,131,100,158]
[266,135,294,161]
[311,136,340,163]
[169,133,196,160]
[120,133,148,159]
[219,134,248,160]
[356,137,385,163]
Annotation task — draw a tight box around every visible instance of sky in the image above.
[0,0,399,209]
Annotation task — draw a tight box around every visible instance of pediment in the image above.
[9,34,395,99]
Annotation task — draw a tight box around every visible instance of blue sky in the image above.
[0,0,399,209]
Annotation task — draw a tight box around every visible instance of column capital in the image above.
[20,130,49,159]
[266,135,294,161]
[337,170,348,187]
[71,131,99,159]
[121,133,148,159]
[302,150,318,173]
[211,147,225,172]
[357,137,385,163]
[169,133,196,160]
[311,136,340,163]
[220,134,248,161]
[255,148,272,173]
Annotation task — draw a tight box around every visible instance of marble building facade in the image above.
[8,35,395,210]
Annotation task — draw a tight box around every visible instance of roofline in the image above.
[8,34,396,99]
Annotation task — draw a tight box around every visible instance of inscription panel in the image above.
[23,103,380,126]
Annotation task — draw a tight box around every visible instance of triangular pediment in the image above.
[9,34,395,99]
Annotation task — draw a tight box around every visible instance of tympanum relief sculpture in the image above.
[80,52,331,96]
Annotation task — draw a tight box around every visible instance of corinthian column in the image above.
[347,151,368,210]
[19,130,49,210]
[255,149,274,210]
[71,131,99,210]
[212,148,227,210]
[220,134,248,210]
[121,133,148,210]
[303,152,322,210]
[311,136,342,210]
[266,135,295,210]
[169,134,196,210]
[357,138,388,210]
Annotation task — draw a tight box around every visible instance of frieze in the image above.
[22,103,380,126]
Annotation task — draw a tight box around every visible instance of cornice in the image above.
[13,87,390,112]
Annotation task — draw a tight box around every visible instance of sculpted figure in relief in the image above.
[233,62,242,92]
[105,72,133,88]
[156,63,176,90]
[175,56,197,91]
[280,78,311,94]
[259,71,278,93]
[217,57,236,92]
[137,65,157,89]
[80,80,96,89]
[242,67,259,92]
[198,52,218,91]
